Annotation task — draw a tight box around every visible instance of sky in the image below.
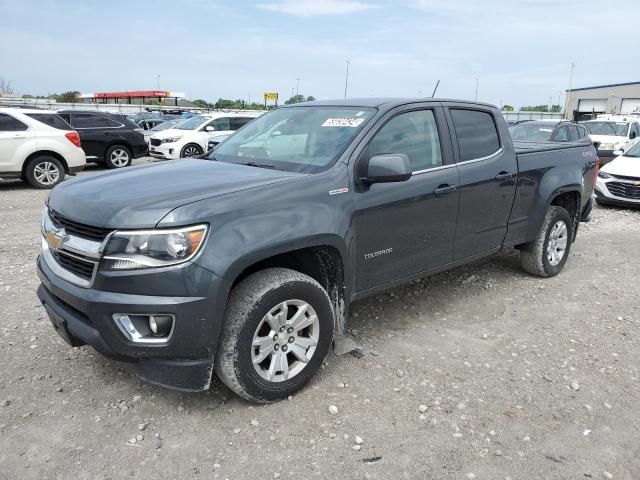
[1,0,639,108]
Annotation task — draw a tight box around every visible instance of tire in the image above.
[215,268,335,403]
[181,144,203,158]
[520,206,573,278]
[104,145,132,169]
[25,155,64,189]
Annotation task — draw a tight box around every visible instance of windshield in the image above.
[509,123,556,141]
[624,141,640,157]
[209,106,376,173]
[175,115,209,130]
[584,121,628,136]
[151,120,179,132]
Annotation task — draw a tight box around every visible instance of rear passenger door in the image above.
[64,113,121,160]
[230,117,254,131]
[445,106,517,260]
[0,113,31,171]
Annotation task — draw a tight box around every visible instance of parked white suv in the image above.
[0,108,86,188]
[149,112,261,159]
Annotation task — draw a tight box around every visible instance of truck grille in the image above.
[606,181,640,200]
[150,138,161,146]
[50,210,111,241]
[50,250,96,280]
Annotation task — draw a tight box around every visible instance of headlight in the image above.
[598,171,611,179]
[599,143,615,150]
[101,224,208,270]
[161,136,182,144]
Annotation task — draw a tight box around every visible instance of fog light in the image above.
[113,313,175,344]
[149,315,173,337]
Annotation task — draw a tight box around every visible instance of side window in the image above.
[0,113,28,132]
[229,117,253,130]
[25,113,72,130]
[367,109,442,172]
[207,117,230,131]
[71,114,119,128]
[450,109,500,161]
[631,123,639,139]
[553,126,569,142]
[578,125,588,138]
[567,125,580,141]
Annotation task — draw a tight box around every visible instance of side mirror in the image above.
[630,132,637,139]
[613,149,623,156]
[205,126,215,132]
[363,154,412,184]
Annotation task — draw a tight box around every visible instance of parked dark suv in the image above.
[509,120,590,143]
[57,110,148,168]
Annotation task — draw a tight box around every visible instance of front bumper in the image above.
[149,143,180,160]
[594,176,640,208]
[36,254,231,391]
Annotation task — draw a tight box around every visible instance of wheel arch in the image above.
[22,150,69,176]
[226,240,350,335]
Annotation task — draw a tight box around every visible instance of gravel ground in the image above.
[1,161,640,480]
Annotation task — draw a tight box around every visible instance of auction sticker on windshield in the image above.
[322,118,365,127]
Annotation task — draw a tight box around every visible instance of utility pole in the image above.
[474,78,479,101]
[564,62,575,120]
[296,78,300,97]
[344,60,350,99]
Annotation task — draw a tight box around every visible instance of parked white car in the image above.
[594,141,640,208]
[149,112,262,159]
[583,116,640,165]
[206,133,232,151]
[0,108,86,188]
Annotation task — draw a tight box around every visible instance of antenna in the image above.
[430,80,440,98]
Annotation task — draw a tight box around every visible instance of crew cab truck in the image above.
[37,99,597,402]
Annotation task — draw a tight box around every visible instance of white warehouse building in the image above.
[567,81,640,121]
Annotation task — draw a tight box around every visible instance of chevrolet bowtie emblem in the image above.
[46,228,68,252]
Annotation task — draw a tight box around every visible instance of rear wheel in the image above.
[215,268,334,403]
[104,145,132,169]
[520,206,573,277]
[25,156,64,189]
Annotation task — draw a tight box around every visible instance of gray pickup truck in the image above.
[37,98,597,402]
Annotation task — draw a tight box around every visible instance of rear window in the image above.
[229,117,254,130]
[25,113,71,130]
[450,109,501,161]
[0,113,28,132]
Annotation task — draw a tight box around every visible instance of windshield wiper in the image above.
[237,161,276,169]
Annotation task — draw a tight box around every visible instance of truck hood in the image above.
[601,155,640,178]
[48,159,304,228]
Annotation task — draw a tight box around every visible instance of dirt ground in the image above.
[1,161,639,480]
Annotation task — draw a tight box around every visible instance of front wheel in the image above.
[520,206,573,277]
[181,144,203,158]
[215,268,334,403]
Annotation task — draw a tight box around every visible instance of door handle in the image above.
[495,172,515,181]
[434,184,457,196]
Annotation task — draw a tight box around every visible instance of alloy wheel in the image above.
[251,299,320,382]
[110,149,130,167]
[547,220,568,266]
[33,161,60,186]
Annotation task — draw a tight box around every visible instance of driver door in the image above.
[352,106,460,292]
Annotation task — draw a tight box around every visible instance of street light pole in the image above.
[344,60,350,99]
[564,62,575,120]
[474,78,479,101]
[296,78,300,97]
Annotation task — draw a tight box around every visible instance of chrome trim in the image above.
[41,238,96,288]
[112,313,175,345]
[456,147,504,166]
[412,163,456,176]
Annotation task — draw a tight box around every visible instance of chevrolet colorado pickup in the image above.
[37,98,598,402]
